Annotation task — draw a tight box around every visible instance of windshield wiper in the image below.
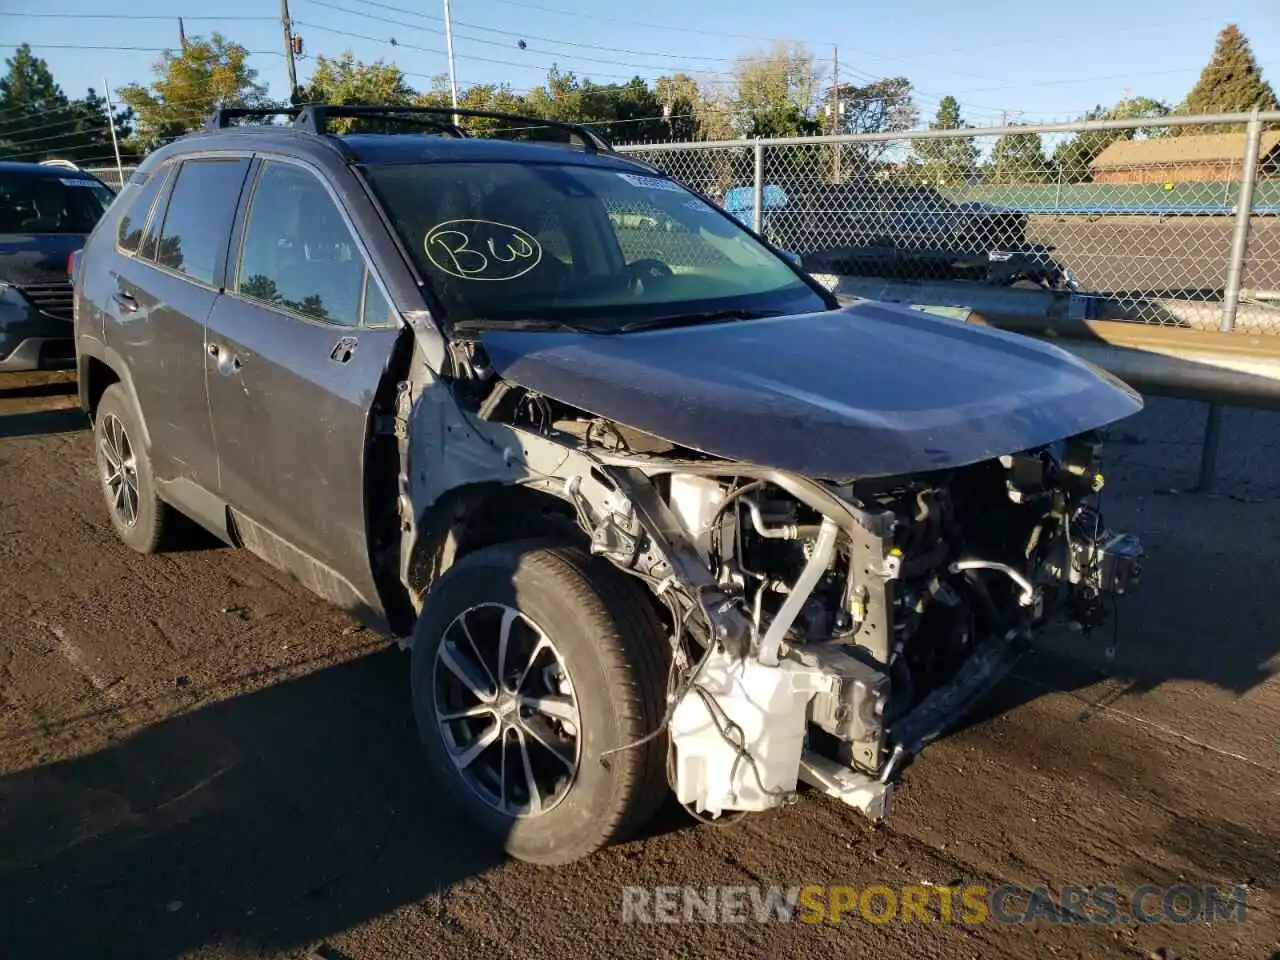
[450,309,783,336]
[610,309,781,334]
[450,317,580,333]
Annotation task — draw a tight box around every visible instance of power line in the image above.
[292,20,667,83]
[0,12,278,20]
[17,42,283,56]
[316,0,736,63]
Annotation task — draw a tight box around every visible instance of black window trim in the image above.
[114,160,176,258]
[139,154,254,292]
[227,153,401,331]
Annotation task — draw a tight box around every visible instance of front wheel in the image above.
[410,542,670,865]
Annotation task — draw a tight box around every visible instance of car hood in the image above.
[0,233,84,287]
[478,301,1143,478]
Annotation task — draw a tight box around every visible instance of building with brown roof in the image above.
[1089,131,1280,183]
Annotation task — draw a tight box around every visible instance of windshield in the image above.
[362,161,826,330]
[0,173,113,234]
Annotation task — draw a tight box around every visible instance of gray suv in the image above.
[74,105,1145,865]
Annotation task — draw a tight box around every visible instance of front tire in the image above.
[93,383,171,553]
[410,542,670,865]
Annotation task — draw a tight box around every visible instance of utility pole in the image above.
[442,0,460,125]
[280,0,298,102]
[177,18,187,51]
[831,45,841,182]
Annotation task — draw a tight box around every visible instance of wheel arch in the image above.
[77,341,152,452]
[403,480,590,613]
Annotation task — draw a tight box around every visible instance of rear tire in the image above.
[410,541,670,865]
[93,383,171,553]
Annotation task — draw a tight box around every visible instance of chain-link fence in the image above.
[80,113,1280,495]
[83,164,137,191]
[618,111,1280,335]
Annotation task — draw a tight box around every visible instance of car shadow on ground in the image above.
[951,486,1280,743]
[0,372,85,438]
[0,405,86,438]
[0,648,504,960]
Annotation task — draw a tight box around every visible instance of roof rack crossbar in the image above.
[293,104,612,152]
[205,106,303,130]
[294,105,467,139]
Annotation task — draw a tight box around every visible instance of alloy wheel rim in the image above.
[99,413,139,528]
[433,603,581,818]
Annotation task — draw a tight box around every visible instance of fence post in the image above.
[752,138,764,234]
[1198,108,1263,493]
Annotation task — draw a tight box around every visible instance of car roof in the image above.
[0,160,104,181]
[155,126,656,175]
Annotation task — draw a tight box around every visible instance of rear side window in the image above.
[150,158,251,286]
[235,161,370,327]
[117,167,171,254]
[0,172,112,235]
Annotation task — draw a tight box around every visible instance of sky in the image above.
[2,0,1277,131]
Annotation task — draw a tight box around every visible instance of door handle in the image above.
[112,290,138,313]
[329,336,358,364]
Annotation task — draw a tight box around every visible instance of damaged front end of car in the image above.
[394,302,1146,824]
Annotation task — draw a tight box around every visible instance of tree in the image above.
[822,76,917,165]
[294,53,415,131]
[0,44,69,161]
[1180,24,1277,129]
[1053,96,1169,182]
[0,45,135,164]
[118,33,268,149]
[729,42,823,138]
[989,127,1050,183]
[912,95,978,185]
[654,73,718,142]
[580,77,667,142]
[417,78,530,134]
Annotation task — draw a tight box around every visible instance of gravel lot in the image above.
[1,370,1277,960]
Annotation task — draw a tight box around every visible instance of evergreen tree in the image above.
[913,96,978,185]
[0,44,70,161]
[0,45,135,164]
[1180,24,1277,131]
[989,127,1050,183]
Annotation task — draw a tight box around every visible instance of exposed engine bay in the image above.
[421,327,1146,824]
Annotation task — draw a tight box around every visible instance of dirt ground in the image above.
[1,370,1277,960]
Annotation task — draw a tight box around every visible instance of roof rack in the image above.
[204,106,303,130]
[39,158,82,171]
[293,105,467,139]
[293,104,613,152]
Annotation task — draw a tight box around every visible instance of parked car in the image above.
[1,159,114,371]
[768,181,1075,289]
[74,105,1145,865]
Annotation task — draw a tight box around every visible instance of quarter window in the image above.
[149,158,251,285]
[117,166,171,254]
[236,161,369,327]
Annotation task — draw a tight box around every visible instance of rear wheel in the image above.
[93,383,171,553]
[410,542,670,865]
